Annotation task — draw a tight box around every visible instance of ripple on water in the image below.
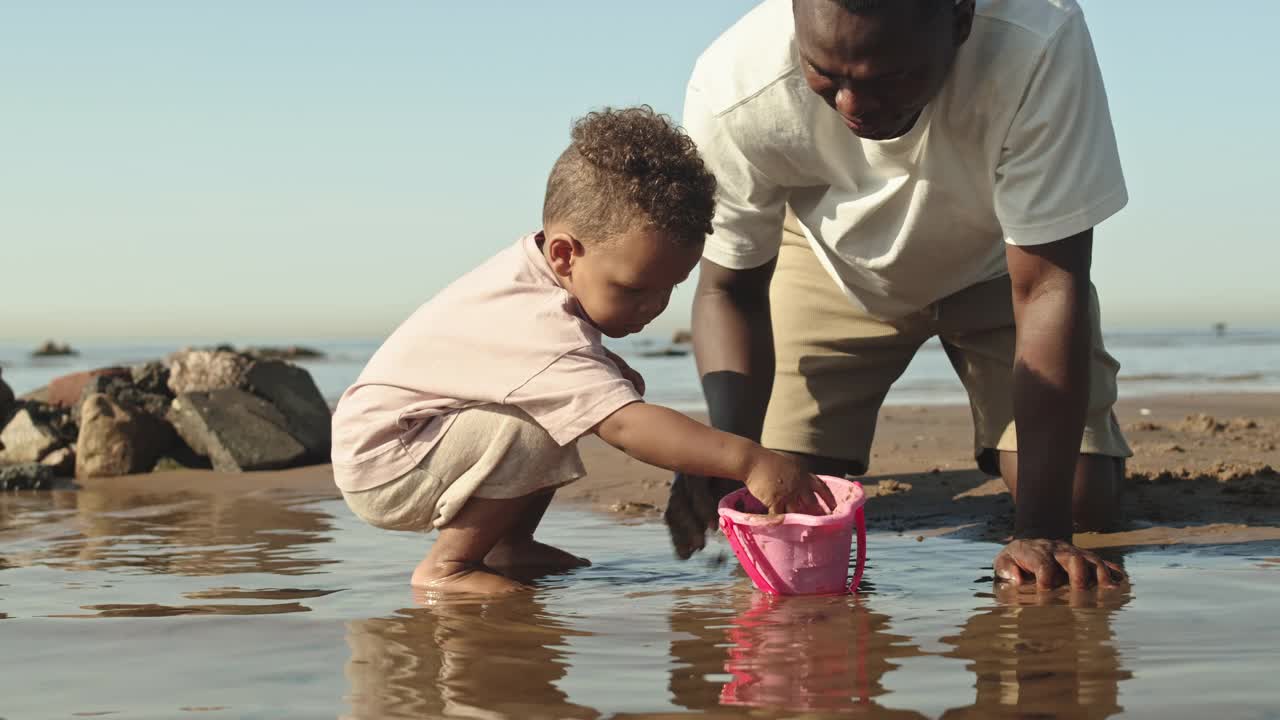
[1,483,1278,719]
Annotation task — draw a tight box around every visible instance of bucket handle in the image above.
[720,515,785,595]
[850,505,866,594]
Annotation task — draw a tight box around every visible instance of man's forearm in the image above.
[692,265,775,441]
[1011,284,1091,539]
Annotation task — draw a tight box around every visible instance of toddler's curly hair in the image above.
[543,105,716,247]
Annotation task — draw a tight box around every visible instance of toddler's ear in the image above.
[544,232,577,275]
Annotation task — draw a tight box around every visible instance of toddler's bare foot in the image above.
[411,559,528,594]
[485,538,591,572]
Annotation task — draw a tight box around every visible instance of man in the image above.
[667,0,1131,589]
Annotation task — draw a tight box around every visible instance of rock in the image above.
[0,463,57,490]
[0,407,64,464]
[639,347,690,358]
[76,394,170,478]
[151,451,213,472]
[874,478,913,496]
[1176,413,1225,434]
[31,340,77,357]
[47,367,131,409]
[74,373,171,423]
[245,345,326,361]
[167,350,253,395]
[129,362,172,396]
[245,360,331,459]
[40,446,76,476]
[168,389,308,472]
[610,501,658,514]
[0,368,15,422]
[26,402,78,446]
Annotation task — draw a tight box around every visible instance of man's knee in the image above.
[993,450,1125,532]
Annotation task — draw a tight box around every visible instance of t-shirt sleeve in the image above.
[505,345,642,446]
[994,10,1128,247]
[683,76,789,270]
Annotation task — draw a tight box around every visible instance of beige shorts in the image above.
[341,404,585,532]
[763,212,1132,476]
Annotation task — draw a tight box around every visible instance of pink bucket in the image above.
[717,476,867,596]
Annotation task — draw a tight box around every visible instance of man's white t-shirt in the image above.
[684,0,1126,320]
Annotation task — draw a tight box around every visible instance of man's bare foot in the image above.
[484,538,591,572]
[411,559,528,594]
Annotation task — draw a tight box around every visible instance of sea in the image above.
[3,328,1278,412]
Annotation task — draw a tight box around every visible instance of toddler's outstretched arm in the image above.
[594,402,834,515]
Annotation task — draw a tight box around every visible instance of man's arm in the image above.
[996,229,1123,588]
[692,258,777,441]
[1007,230,1092,538]
[662,258,777,558]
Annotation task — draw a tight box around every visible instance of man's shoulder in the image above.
[688,0,801,118]
[974,0,1083,46]
[943,0,1088,124]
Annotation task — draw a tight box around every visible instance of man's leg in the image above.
[998,451,1125,532]
[936,277,1132,532]
[761,216,931,476]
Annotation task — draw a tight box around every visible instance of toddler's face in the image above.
[552,228,702,338]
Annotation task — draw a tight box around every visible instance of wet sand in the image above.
[563,392,1280,549]
[49,392,1280,550]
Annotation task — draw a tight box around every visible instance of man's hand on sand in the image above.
[664,472,739,559]
[994,538,1126,590]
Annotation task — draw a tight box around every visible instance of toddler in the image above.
[331,106,833,594]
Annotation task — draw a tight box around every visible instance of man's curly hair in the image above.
[543,105,716,247]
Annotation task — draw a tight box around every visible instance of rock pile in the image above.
[0,350,331,484]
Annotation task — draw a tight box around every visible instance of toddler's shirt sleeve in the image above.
[506,345,642,445]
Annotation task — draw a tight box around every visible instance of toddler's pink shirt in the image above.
[330,233,642,492]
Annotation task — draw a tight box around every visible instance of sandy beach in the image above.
[71,391,1280,552]
[566,392,1280,549]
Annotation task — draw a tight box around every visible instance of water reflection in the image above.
[340,579,1135,718]
[0,473,338,577]
[939,585,1133,719]
[2,473,1235,719]
[669,587,927,716]
[343,593,598,720]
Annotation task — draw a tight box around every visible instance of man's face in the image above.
[793,0,973,140]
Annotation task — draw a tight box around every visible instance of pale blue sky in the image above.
[2,1,1277,341]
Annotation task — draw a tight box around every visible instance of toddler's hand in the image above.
[743,450,836,516]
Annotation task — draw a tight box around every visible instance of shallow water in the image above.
[2,483,1278,719]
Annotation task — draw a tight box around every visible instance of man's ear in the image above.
[544,231,581,276]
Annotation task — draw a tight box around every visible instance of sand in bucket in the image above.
[717,475,867,595]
